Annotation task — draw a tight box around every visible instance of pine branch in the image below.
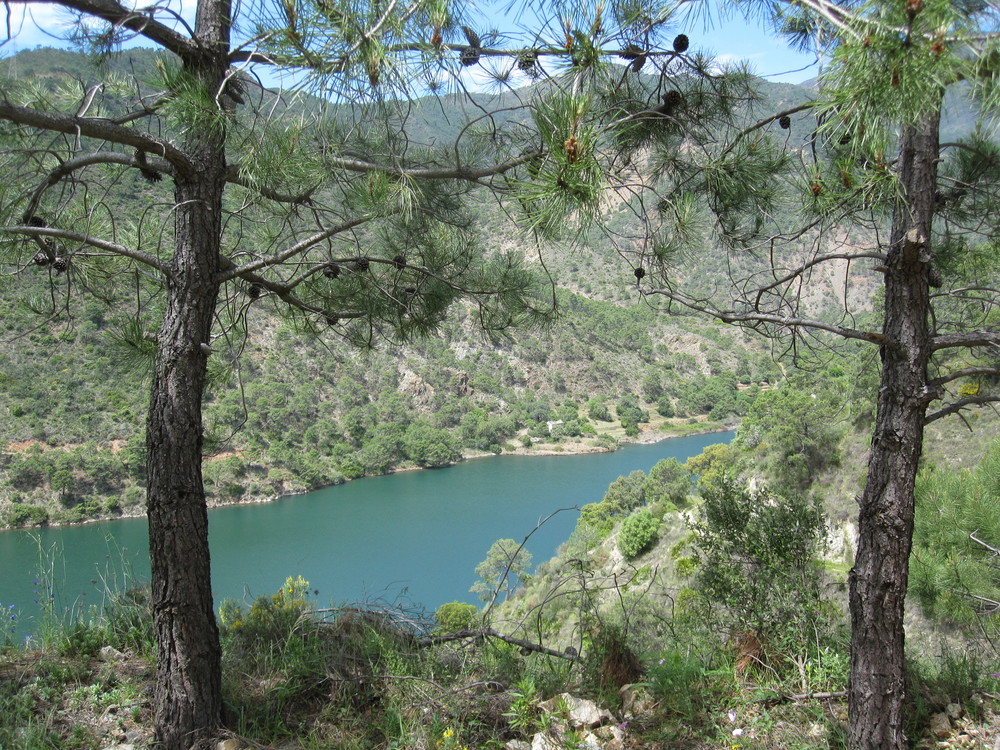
[322,149,541,183]
[924,395,1000,425]
[216,214,376,282]
[932,331,1000,351]
[30,0,199,59]
[1,225,171,274]
[20,152,170,222]
[928,366,1000,388]
[416,627,582,661]
[644,287,886,346]
[0,101,191,173]
[223,165,320,204]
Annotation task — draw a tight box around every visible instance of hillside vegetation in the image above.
[0,47,814,529]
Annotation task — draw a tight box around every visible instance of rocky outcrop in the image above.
[504,693,627,750]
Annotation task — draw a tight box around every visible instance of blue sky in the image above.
[0,1,819,85]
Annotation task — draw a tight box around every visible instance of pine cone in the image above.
[460,47,481,66]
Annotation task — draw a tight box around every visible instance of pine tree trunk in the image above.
[146,166,225,749]
[146,2,230,743]
[847,108,940,750]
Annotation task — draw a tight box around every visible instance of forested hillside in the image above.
[0,47,984,530]
[0,47,817,528]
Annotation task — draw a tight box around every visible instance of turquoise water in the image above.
[0,431,733,636]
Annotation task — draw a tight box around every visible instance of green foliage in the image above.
[644,457,692,511]
[684,442,740,490]
[433,601,478,633]
[737,381,844,493]
[504,676,542,737]
[586,397,613,422]
[5,503,50,526]
[688,477,828,645]
[911,442,1000,632]
[404,420,461,467]
[103,586,155,657]
[616,393,649,431]
[655,395,675,418]
[618,509,659,560]
[643,650,711,720]
[470,538,533,603]
[219,575,315,667]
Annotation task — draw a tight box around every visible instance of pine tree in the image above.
[580,0,1000,746]
[0,2,544,745]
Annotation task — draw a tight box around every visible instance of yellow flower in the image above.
[442,728,454,739]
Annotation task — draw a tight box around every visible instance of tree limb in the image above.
[644,287,886,345]
[0,101,192,173]
[970,529,1000,556]
[322,149,540,183]
[223,164,320,204]
[1,225,171,274]
[924,395,1000,425]
[216,214,376,282]
[752,251,886,300]
[928,366,1000,388]
[21,151,170,221]
[26,0,199,59]
[932,331,1000,351]
[417,627,582,661]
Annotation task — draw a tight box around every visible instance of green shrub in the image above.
[220,575,313,656]
[689,477,827,649]
[434,601,478,633]
[5,503,49,527]
[656,395,675,418]
[644,650,706,717]
[618,509,659,560]
[105,586,155,656]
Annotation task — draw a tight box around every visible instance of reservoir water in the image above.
[0,430,733,635]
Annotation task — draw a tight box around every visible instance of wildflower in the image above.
[442,728,454,739]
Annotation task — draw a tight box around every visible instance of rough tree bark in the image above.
[847,106,941,750]
[144,1,230,746]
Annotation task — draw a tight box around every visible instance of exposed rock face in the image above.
[455,371,473,397]
[398,369,435,408]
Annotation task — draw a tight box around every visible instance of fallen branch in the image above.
[756,689,847,705]
[417,627,581,661]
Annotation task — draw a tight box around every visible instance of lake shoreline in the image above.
[1,421,737,532]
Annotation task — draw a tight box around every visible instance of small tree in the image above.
[689,477,827,651]
[470,538,533,604]
[618,508,659,560]
[644,457,691,509]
